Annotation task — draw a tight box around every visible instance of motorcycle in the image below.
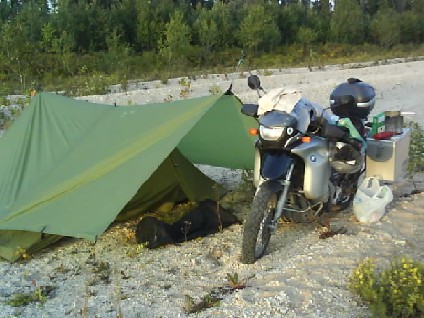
[240,75,376,264]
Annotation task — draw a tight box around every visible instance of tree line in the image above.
[0,0,423,95]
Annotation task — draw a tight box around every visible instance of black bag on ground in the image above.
[135,199,241,248]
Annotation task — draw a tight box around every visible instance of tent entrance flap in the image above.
[118,148,226,221]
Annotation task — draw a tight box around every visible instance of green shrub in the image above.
[405,121,424,175]
[349,257,424,318]
[208,84,222,95]
[0,96,10,106]
[6,286,55,307]
[178,77,190,87]
[263,69,273,76]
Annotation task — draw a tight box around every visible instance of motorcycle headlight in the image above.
[259,126,285,141]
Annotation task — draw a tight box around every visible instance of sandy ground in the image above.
[1,58,423,318]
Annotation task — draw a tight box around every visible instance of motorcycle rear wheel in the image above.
[241,183,278,264]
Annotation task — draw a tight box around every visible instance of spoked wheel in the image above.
[241,183,278,264]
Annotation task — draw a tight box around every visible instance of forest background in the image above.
[0,0,424,98]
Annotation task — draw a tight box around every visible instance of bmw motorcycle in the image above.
[240,75,375,264]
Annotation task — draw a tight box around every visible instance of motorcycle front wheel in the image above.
[241,183,278,264]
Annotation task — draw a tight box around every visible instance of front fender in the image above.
[261,152,294,180]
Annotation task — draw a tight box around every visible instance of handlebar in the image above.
[310,117,349,140]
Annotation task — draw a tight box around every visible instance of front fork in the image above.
[268,163,294,232]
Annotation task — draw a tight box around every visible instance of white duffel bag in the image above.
[353,177,393,223]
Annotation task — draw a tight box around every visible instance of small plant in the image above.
[213,183,223,232]
[16,97,30,106]
[183,272,248,314]
[183,293,220,314]
[54,263,71,274]
[208,84,222,95]
[6,285,55,307]
[86,253,112,285]
[349,257,424,318]
[178,77,191,98]
[0,96,10,106]
[91,261,112,284]
[263,69,273,76]
[226,272,246,289]
[405,121,424,175]
[178,77,190,87]
[180,86,190,98]
[181,220,192,242]
[126,241,149,258]
[14,246,31,261]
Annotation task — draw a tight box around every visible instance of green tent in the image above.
[0,92,256,261]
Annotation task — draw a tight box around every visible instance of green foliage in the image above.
[91,260,112,284]
[158,10,191,74]
[210,2,237,50]
[6,285,55,307]
[263,69,273,76]
[330,0,366,44]
[399,11,423,44]
[208,84,222,95]
[195,7,219,54]
[0,96,10,106]
[0,1,422,96]
[296,26,318,47]
[13,246,30,261]
[371,7,401,48]
[183,293,220,314]
[405,121,424,175]
[237,3,280,55]
[178,77,190,87]
[349,257,424,318]
[136,0,166,51]
[183,272,248,314]
[226,272,246,289]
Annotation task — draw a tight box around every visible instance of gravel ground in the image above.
[0,181,423,318]
[1,58,424,318]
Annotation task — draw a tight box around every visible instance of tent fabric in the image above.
[0,148,223,262]
[0,231,62,262]
[0,92,256,261]
[117,148,226,221]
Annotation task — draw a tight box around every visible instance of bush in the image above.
[405,121,424,175]
[349,257,424,318]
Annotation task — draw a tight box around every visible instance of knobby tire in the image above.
[241,183,278,264]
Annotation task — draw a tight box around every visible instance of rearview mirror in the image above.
[247,75,261,90]
[241,103,259,117]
